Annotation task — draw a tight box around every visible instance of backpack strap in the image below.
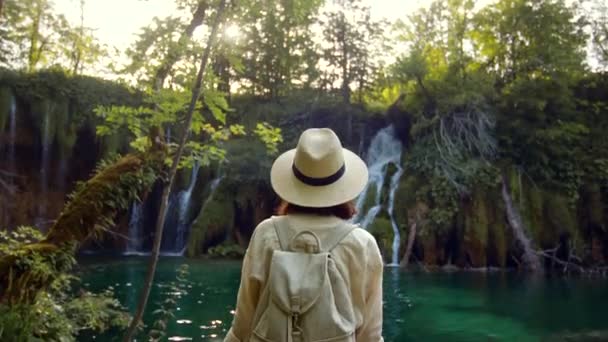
[272,216,355,253]
[321,222,356,253]
[272,216,291,251]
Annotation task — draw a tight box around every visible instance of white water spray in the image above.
[175,161,201,253]
[125,202,144,255]
[387,163,404,266]
[354,125,404,265]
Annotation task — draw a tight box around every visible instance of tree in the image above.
[121,1,228,340]
[235,0,323,99]
[123,0,211,90]
[0,0,56,70]
[589,0,608,67]
[390,0,553,272]
[0,0,104,72]
[473,0,589,195]
[318,0,384,103]
[473,0,587,84]
[58,0,106,75]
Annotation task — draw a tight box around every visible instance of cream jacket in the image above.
[224,214,384,342]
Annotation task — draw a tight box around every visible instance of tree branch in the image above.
[153,0,209,90]
[123,1,227,340]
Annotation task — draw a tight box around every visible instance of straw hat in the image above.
[270,128,369,208]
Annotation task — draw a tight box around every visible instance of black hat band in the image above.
[292,163,346,186]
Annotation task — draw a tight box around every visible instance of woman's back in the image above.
[225,214,384,342]
[224,128,383,341]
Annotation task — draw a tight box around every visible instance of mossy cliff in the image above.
[0,70,140,230]
[1,71,606,269]
[379,168,607,269]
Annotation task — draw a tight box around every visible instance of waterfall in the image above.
[7,94,16,174]
[354,125,404,265]
[37,110,52,226]
[387,163,404,265]
[202,176,222,209]
[125,202,144,255]
[174,161,201,254]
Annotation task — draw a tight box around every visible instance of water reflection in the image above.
[80,258,608,342]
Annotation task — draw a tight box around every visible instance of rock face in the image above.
[1,72,606,268]
[383,170,608,269]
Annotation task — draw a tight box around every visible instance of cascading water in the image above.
[125,202,144,255]
[354,125,404,265]
[387,163,404,265]
[201,176,222,209]
[174,161,201,254]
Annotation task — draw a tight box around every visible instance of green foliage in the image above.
[0,227,129,341]
[234,0,323,98]
[94,84,251,167]
[0,0,106,73]
[59,152,163,245]
[0,69,141,144]
[378,0,603,227]
[318,0,386,103]
[473,0,587,82]
[254,122,283,155]
[0,226,46,254]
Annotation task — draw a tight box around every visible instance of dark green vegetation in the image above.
[1,0,608,339]
[81,257,608,341]
[0,150,165,340]
[4,0,606,273]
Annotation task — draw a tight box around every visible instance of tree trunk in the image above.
[122,1,227,341]
[400,222,417,268]
[338,14,350,104]
[500,171,543,273]
[28,3,43,72]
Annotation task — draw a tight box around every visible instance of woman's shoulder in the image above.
[250,217,279,241]
[250,216,378,251]
[347,225,380,249]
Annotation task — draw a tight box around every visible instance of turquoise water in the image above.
[79,257,608,341]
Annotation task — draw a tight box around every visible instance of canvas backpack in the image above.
[250,216,358,342]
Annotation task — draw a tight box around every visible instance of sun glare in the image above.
[225,24,241,39]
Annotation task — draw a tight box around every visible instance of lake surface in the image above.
[79,257,608,341]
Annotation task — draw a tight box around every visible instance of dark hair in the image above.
[276,200,357,220]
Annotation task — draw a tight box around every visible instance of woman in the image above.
[225,128,384,342]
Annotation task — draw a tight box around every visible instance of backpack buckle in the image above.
[291,313,303,342]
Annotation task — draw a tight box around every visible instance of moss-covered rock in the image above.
[462,189,489,267]
[544,191,581,249]
[368,217,393,263]
[418,228,440,265]
[357,182,378,219]
[186,181,235,257]
[393,173,428,228]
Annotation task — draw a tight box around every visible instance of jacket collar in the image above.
[284,213,344,228]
